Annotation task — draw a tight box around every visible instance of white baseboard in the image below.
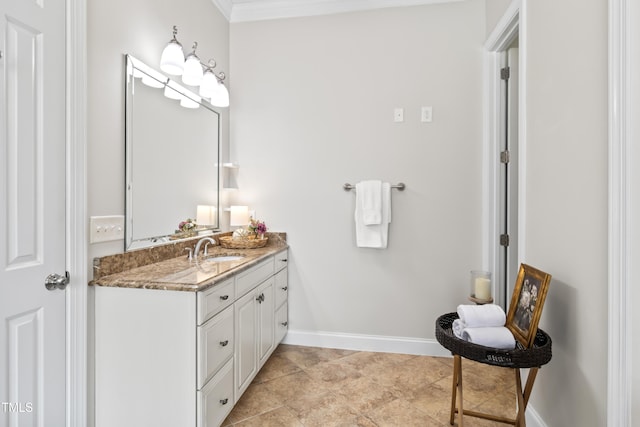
[282,329,547,427]
[282,329,452,357]
[525,405,548,427]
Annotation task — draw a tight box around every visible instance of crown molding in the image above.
[217,0,464,23]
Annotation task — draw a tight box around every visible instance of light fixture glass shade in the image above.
[180,93,201,109]
[141,70,166,89]
[199,69,219,99]
[160,41,185,76]
[164,80,184,100]
[182,53,203,87]
[210,82,230,108]
[229,206,249,227]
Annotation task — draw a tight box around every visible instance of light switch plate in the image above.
[394,108,404,122]
[90,215,125,243]
[421,106,433,122]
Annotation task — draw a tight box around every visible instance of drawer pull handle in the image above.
[281,286,288,291]
[219,295,229,301]
[281,321,288,326]
[279,258,288,262]
[256,293,265,303]
[220,340,229,347]
[220,398,229,405]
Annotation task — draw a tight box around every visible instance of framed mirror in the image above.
[125,55,220,250]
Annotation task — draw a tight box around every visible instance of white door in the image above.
[0,0,67,425]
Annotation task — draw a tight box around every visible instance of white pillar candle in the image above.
[475,278,491,300]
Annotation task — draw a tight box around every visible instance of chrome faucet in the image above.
[194,237,217,262]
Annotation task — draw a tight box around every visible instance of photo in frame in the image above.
[506,264,552,348]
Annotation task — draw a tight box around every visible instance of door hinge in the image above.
[501,66,510,80]
[500,234,510,247]
[500,150,510,164]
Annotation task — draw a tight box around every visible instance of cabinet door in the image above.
[234,290,257,398]
[274,268,288,309]
[197,358,234,427]
[257,278,275,367]
[275,302,288,344]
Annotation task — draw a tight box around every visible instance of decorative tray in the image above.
[218,235,268,249]
[435,312,552,368]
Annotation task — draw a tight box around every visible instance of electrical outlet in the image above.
[90,215,125,243]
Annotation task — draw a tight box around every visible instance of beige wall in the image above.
[524,0,608,425]
[87,0,230,262]
[230,2,486,341]
[485,0,511,36]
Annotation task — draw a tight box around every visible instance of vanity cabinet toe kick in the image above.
[94,249,288,427]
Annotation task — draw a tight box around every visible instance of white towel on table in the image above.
[357,180,382,225]
[452,319,464,339]
[461,326,516,349]
[355,182,391,248]
[457,304,506,328]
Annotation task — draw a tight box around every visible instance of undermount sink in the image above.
[204,255,245,263]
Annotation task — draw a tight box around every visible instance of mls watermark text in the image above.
[1,402,33,413]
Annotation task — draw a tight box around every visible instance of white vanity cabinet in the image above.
[94,249,288,427]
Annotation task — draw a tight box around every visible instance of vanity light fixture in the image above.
[160,26,185,76]
[159,26,229,107]
[199,62,219,99]
[182,42,204,86]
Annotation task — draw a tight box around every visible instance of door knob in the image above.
[45,271,70,291]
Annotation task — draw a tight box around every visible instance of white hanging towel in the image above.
[358,180,382,225]
[355,181,391,248]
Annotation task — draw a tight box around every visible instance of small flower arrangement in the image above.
[177,218,197,233]
[248,217,267,238]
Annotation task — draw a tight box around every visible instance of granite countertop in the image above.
[90,236,288,292]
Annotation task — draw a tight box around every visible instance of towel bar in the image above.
[343,182,405,191]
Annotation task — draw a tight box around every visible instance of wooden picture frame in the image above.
[506,264,552,348]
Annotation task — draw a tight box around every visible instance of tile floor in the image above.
[222,344,518,426]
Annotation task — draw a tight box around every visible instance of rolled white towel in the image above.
[457,304,506,328]
[461,326,516,349]
[452,319,464,339]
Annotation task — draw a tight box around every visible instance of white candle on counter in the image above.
[475,278,491,300]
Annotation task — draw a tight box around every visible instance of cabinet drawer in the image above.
[275,302,288,344]
[197,278,235,325]
[236,257,274,297]
[275,251,288,272]
[198,306,234,389]
[197,358,234,427]
[274,269,288,309]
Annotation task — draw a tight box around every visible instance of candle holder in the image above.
[469,270,493,304]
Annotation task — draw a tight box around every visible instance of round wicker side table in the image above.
[435,312,552,427]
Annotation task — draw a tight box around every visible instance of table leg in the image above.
[450,355,458,425]
[514,369,526,427]
[456,355,464,427]
[522,367,539,408]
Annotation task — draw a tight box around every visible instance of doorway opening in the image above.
[482,1,524,311]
